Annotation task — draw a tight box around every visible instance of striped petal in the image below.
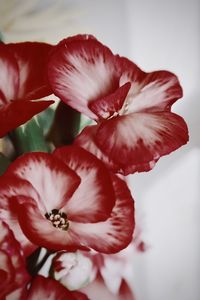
[53,146,115,222]
[121,68,183,114]
[5,152,80,213]
[69,175,135,253]
[48,35,119,120]
[96,112,189,174]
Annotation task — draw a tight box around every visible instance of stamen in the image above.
[45,209,69,231]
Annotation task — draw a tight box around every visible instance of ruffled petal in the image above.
[96,112,189,174]
[69,175,135,253]
[48,35,119,120]
[5,152,81,213]
[26,275,89,300]
[53,146,115,222]
[121,68,183,114]
[0,99,54,138]
[7,42,53,100]
[0,43,19,104]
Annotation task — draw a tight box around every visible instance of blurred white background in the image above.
[1,0,199,299]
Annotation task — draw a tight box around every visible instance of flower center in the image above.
[45,209,69,231]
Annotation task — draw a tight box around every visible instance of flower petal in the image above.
[26,275,89,300]
[48,35,119,120]
[0,43,19,104]
[17,201,89,252]
[74,125,119,173]
[96,112,189,174]
[0,99,54,138]
[7,42,53,100]
[0,176,39,255]
[89,82,131,119]
[53,146,115,222]
[69,175,135,253]
[5,152,81,213]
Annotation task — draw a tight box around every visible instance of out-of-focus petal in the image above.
[25,275,89,300]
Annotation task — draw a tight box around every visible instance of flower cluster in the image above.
[0,34,188,299]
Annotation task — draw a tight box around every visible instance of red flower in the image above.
[48,34,188,175]
[0,220,29,299]
[0,42,54,137]
[0,146,134,254]
[22,275,89,300]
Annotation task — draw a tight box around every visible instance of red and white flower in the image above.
[48,34,189,175]
[0,220,29,300]
[0,145,134,254]
[23,275,89,300]
[0,41,54,137]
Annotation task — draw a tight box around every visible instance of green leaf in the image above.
[0,153,11,175]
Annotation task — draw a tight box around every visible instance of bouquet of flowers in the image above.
[0,34,188,299]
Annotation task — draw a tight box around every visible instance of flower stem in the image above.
[10,117,50,155]
[26,247,54,276]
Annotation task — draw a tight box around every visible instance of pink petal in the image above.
[0,43,19,104]
[81,273,135,300]
[6,152,80,213]
[89,82,131,119]
[74,125,119,173]
[96,112,189,174]
[17,201,89,252]
[0,221,29,297]
[26,275,89,300]
[0,99,54,138]
[53,146,115,222]
[48,36,119,120]
[69,175,135,253]
[122,69,183,114]
[6,42,53,100]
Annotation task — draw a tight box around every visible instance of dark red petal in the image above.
[53,145,115,222]
[0,221,29,297]
[26,275,89,300]
[5,152,80,213]
[7,42,53,100]
[74,125,119,173]
[96,112,189,174]
[48,37,119,120]
[89,82,131,119]
[0,43,19,103]
[0,99,54,138]
[69,175,135,253]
